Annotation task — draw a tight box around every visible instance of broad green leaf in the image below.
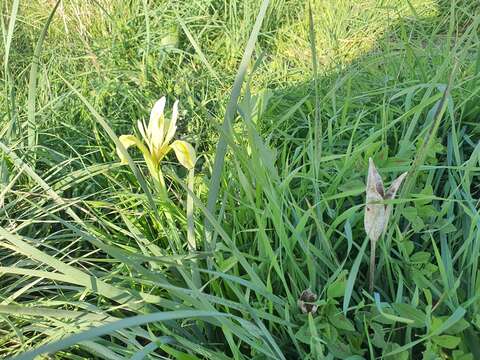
[374,294,414,325]
[432,335,461,349]
[327,275,347,299]
[384,307,466,357]
[392,303,426,328]
[410,252,431,264]
[328,312,355,332]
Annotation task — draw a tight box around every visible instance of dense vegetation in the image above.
[1,0,479,359]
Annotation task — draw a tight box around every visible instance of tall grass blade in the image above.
[178,19,221,83]
[27,0,61,151]
[205,0,270,253]
[3,0,19,70]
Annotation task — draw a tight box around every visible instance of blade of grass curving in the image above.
[0,305,118,324]
[204,0,270,254]
[27,0,61,151]
[0,228,163,310]
[10,310,232,360]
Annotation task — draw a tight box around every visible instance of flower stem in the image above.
[369,240,376,293]
[154,167,183,252]
[186,168,195,252]
[187,168,201,288]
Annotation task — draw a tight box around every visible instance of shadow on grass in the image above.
[229,1,480,358]
[1,0,479,359]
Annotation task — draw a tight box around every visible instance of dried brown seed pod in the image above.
[297,289,318,315]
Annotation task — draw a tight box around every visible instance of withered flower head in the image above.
[297,289,318,315]
[364,158,408,243]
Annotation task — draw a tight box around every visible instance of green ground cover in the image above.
[1,0,479,358]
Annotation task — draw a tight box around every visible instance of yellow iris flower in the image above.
[116,97,196,181]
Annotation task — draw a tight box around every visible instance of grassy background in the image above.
[1,0,480,359]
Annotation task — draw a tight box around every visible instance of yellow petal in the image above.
[116,135,148,164]
[137,119,147,142]
[156,143,171,163]
[171,140,196,170]
[149,97,166,154]
[149,97,166,133]
[164,99,179,145]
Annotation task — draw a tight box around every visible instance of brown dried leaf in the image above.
[384,172,408,200]
[383,171,408,228]
[367,157,385,198]
[364,189,386,244]
[365,158,386,243]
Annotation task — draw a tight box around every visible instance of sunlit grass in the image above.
[1,0,480,359]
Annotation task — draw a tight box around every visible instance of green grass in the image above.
[1,0,480,359]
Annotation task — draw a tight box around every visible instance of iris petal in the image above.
[149,98,166,158]
[117,135,147,164]
[149,97,166,134]
[171,140,196,170]
[164,99,179,146]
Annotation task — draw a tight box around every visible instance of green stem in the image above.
[187,168,201,288]
[186,169,195,251]
[151,165,182,252]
